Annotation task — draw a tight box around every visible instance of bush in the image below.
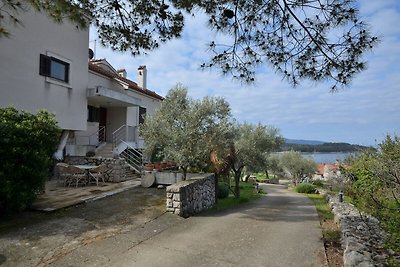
[295,183,316,194]
[345,135,400,257]
[0,107,60,215]
[217,183,230,199]
[312,179,324,187]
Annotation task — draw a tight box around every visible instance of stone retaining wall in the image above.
[64,157,128,182]
[260,178,279,184]
[166,174,215,217]
[327,194,390,267]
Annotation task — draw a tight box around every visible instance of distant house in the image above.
[0,7,163,171]
[315,162,351,180]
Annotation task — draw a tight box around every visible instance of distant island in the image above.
[280,139,373,153]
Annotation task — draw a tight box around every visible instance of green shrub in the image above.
[295,183,316,194]
[217,183,230,199]
[312,179,324,187]
[0,107,60,215]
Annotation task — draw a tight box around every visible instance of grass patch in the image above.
[305,193,343,265]
[255,173,277,182]
[306,193,333,220]
[213,182,265,211]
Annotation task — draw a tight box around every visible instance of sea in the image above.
[301,152,355,164]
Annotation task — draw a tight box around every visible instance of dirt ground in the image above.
[321,219,344,266]
[0,186,166,267]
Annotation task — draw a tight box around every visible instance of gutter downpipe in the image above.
[54,130,70,160]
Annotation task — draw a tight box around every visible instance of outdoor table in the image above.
[74,165,98,183]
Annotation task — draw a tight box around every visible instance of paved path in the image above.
[51,184,327,267]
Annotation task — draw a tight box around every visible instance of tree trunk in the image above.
[233,167,243,198]
[182,166,188,181]
[265,170,269,179]
[214,172,219,203]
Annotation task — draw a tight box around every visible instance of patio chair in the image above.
[88,164,107,186]
[56,162,71,185]
[66,165,88,187]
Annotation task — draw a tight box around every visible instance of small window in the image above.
[39,54,69,83]
[139,107,146,124]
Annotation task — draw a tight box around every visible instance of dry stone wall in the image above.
[166,174,215,217]
[63,157,128,182]
[327,194,390,267]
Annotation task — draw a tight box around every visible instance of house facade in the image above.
[0,7,163,166]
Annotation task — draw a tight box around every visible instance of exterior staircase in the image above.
[95,141,143,175]
[95,142,114,158]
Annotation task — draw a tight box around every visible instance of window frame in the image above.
[39,53,70,83]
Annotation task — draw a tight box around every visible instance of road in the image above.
[49,183,327,267]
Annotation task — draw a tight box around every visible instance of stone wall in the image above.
[166,174,215,217]
[327,194,390,267]
[260,178,279,184]
[63,157,128,182]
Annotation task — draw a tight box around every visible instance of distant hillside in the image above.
[285,139,325,145]
[280,141,373,153]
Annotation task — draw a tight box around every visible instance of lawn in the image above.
[214,181,266,211]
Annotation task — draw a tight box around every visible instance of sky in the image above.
[89,0,400,146]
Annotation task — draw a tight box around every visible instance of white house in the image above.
[0,7,163,170]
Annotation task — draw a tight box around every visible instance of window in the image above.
[88,105,100,122]
[39,54,69,83]
[139,107,146,124]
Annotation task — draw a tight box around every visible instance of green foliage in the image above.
[0,107,60,215]
[311,179,324,187]
[265,154,284,177]
[345,135,400,257]
[231,123,283,197]
[295,183,316,194]
[2,1,378,87]
[279,150,317,183]
[217,183,230,199]
[306,194,334,221]
[140,84,234,179]
[214,182,262,210]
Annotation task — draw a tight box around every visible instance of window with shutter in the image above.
[39,54,70,83]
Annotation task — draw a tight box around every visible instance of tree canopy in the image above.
[230,123,283,197]
[140,84,234,179]
[1,0,378,89]
[278,150,317,184]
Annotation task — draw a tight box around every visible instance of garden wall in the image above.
[327,195,390,267]
[166,174,215,217]
[63,157,129,182]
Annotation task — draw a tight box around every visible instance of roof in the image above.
[88,62,164,101]
[316,163,351,174]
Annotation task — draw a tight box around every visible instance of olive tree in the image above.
[265,154,284,178]
[279,150,317,185]
[1,0,378,88]
[140,84,234,180]
[230,123,283,197]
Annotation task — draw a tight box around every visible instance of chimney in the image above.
[138,65,147,89]
[117,69,127,78]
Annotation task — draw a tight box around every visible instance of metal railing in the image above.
[112,124,136,149]
[119,141,143,173]
[68,126,106,146]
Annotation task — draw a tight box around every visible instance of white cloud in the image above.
[89,3,400,145]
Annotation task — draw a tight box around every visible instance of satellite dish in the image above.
[88,48,94,59]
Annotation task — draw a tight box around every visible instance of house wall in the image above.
[88,68,162,147]
[107,107,127,142]
[0,7,89,130]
